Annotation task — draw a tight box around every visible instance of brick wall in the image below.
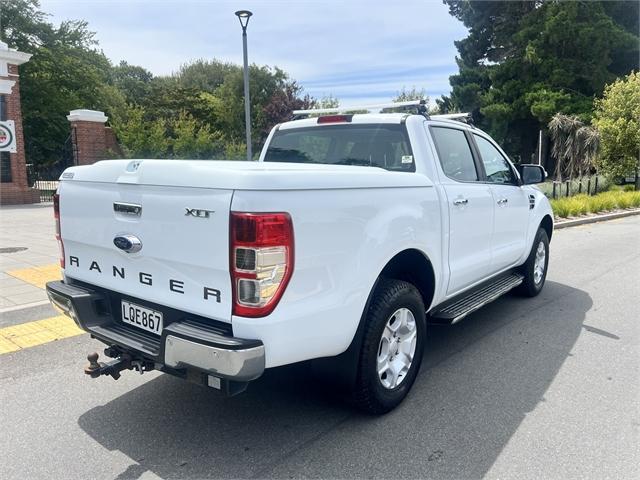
[69,113,123,166]
[0,63,40,205]
[71,121,108,166]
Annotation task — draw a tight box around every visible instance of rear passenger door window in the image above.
[473,135,516,185]
[430,127,478,182]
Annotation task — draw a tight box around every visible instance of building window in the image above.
[0,152,11,183]
[0,95,6,121]
[0,95,11,182]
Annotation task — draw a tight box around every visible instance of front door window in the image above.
[473,135,516,185]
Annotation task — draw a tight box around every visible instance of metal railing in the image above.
[539,175,610,199]
[26,162,69,203]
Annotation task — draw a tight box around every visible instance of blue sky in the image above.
[40,0,468,106]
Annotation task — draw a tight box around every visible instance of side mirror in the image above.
[518,164,546,185]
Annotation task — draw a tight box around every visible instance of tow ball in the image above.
[84,349,154,380]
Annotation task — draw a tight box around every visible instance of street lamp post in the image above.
[235,10,253,161]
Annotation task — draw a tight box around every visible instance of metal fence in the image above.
[26,164,65,202]
[538,175,611,200]
[26,135,74,202]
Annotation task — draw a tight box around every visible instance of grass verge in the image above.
[550,190,640,219]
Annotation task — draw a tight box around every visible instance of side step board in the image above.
[430,272,524,324]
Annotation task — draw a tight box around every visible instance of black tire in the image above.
[517,228,550,297]
[353,278,426,414]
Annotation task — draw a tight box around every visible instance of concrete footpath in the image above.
[0,203,61,310]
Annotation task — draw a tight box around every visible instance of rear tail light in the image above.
[53,193,65,268]
[230,212,294,317]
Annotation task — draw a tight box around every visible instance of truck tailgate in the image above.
[59,180,233,323]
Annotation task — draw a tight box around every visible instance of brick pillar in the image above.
[67,110,112,166]
[0,42,40,205]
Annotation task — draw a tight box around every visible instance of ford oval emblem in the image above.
[113,234,142,253]
[126,160,142,172]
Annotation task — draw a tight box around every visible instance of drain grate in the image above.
[0,247,28,254]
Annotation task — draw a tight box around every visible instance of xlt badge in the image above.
[185,208,215,218]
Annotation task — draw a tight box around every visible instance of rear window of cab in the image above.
[264,124,415,172]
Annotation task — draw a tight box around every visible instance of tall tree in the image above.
[443,0,639,162]
[171,111,223,159]
[175,59,236,93]
[205,65,311,154]
[393,87,428,103]
[592,72,640,189]
[109,61,153,105]
[1,0,114,166]
[111,106,169,158]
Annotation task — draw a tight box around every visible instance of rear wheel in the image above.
[517,228,549,297]
[353,279,426,414]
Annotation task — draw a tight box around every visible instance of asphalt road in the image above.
[1,216,639,480]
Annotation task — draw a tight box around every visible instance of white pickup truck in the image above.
[46,102,553,413]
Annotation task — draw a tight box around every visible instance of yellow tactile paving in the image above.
[0,336,20,354]
[6,263,62,289]
[0,315,84,354]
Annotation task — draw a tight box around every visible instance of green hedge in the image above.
[550,191,640,218]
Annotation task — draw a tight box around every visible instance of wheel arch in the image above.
[311,247,436,389]
[540,214,553,241]
[378,248,436,311]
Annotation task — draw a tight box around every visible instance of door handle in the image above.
[453,198,469,206]
[497,198,508,205]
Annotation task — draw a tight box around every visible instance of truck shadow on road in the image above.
[78,281,592,479]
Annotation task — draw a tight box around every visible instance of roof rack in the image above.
[290,101,473,125]
[431,113,472,121]
[430,112,474,127]
[291,100,429,119]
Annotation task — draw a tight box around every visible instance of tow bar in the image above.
[84,348,154,380]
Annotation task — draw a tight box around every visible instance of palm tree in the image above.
[575,126,600,178]
[548,113,599,181]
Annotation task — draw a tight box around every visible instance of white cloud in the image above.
[39,0,468,103]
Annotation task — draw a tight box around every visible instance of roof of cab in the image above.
[278,112,476,131]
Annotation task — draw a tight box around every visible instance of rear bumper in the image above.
[46,280,265,382]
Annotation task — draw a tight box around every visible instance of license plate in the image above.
[121,300,163,335]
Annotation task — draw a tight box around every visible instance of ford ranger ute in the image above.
[46,101,553,414]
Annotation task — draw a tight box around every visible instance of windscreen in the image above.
[263,124,415,172]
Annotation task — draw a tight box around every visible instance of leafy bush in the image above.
[565,195,590,216]
[551,199,572,218]
[593,72,640,184]
[551,190,640,218]
[617,194,634,209]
